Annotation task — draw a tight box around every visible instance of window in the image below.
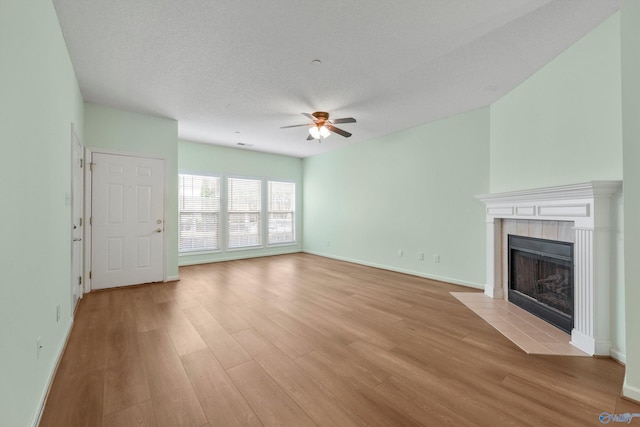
[268,180,295,244]
[178,174,297,254]
[228,177,262,249]
[178,174,220,252]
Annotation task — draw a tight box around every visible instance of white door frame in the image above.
[70,123,85,312]
[84,147,168,291]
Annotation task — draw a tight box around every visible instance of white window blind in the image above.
[178,174,220,252]
[228,177,261,248]
[268,181,295,244]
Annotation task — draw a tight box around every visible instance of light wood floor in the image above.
[40,253,638,427]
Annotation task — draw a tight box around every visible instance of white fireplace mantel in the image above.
[476,181,622,356]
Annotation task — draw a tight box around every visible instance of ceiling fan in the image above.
[281,112,356,141]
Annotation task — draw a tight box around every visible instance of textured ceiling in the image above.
[52,0,621,158]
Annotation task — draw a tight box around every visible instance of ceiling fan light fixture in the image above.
[309,125,330,139]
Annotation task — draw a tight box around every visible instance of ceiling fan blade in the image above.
[301,112,318,122]
[326,124,352,138]
[280,124,309,128]
[306,134,315,141]
[332,117,356,124]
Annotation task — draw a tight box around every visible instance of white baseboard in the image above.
[571,329,596,355]
[166,275,180,282]
[302,250,484,290]
[623,377,640,403]
[610,348,626,365]
[31,318,74,427]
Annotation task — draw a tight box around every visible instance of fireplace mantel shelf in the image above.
[476,181,622,204]
[476,181,622,356]
[476,181,622,229]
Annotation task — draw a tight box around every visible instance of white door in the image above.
[71,125,84,310]
[91,152,165,289]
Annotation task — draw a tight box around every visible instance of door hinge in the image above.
[78,276,82,285]
[89,271,92,279]
[79,217,83,227]
[90,162,95,171]
[80,159,83,168]
[89,217,92,226]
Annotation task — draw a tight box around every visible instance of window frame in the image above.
[266,179,296,246]
[178,172,222,255]
[226,174,263,250]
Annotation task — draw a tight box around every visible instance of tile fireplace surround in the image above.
[476,181,622,356]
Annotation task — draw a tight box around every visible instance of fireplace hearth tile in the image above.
[451,292,590,357]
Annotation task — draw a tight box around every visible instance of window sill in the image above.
[179,249,222,257]
[267,242,298,248]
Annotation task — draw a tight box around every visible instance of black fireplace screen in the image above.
[508,235,574,333]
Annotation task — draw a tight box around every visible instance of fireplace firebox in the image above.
[508,235,574,333]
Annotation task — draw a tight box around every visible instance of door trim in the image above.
[70,123,84,312]
[85,147,168,291]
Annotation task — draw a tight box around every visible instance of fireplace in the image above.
[476,181,622,356]
[508,235,573,333]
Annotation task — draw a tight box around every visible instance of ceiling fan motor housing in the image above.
[312,111,329,125]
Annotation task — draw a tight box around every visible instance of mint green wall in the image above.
[621,1,640,402]
[0,1,84,425]
[178,140,303,264]
[490,13,623,193]
[303,107,490,288]
[84,103,179,279]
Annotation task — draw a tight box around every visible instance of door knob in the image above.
[155,228,162,233]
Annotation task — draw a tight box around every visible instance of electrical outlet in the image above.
[418,252,424,261]
[433,254,440,263]
[397,249,404,257]
[37,338,43,359]
[56,305,60,322]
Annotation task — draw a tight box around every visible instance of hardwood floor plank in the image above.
[233,328,366,427]
[183,304,252,369]
[232,306,316,358]
[107,287,138,324]
[226,361,316,427]
[181,349,262,427]
[616,396,640,414]
[138,329,207,427]
[149,282,179,304]
[349,334,561,426]
[294,350,424,427]
[131,286,164,333]
[373,376,475,427]
[504,366,620,412]
[500,373,609,426]
[267,297,360,344]
[55,294,109,378]
[103,318,151,415]
[156,301,208,356]
[39,369,104,427]
[199,295,252,334]
[102,400,156,427]
[267,310,339,349]
[268,311,392,387]
[346,295,405,324]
